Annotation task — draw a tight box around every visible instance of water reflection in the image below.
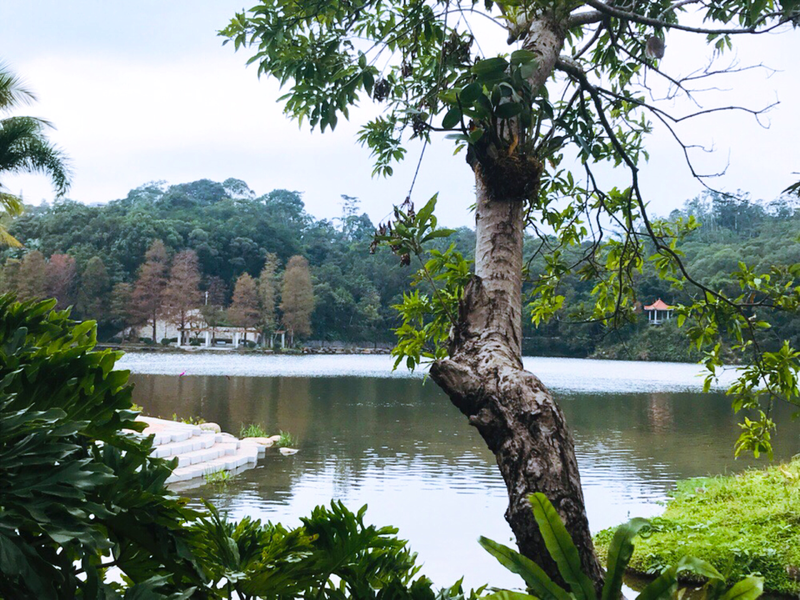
[130,372,799,590]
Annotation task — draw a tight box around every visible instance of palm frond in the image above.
[0,227,22,248]
[0,116,71,196]
[0,63,36,112]
[0,192,23,217]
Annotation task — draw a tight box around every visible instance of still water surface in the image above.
[123,354,799,589]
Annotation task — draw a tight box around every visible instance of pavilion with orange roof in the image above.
[643,299,673,325]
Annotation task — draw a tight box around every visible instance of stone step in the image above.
[166,444,260,483]
[137,416,204,446]
[175,445,228,468]
[137,416,266,487]
[150,432,217,458]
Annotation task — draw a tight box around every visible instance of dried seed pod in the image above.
[373,78,391,102]
[645,36,666,59]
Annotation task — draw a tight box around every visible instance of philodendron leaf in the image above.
[529,493,597,600]
[478,536,571,600]
[601,517,650,600]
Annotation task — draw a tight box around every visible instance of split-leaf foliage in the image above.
[0,295,478,599]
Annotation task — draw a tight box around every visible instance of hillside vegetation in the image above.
[1,179,797,357]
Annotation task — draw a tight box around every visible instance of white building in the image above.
[129,309,278,348]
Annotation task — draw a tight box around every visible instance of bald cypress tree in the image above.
[132,240,169,342]
[162,249,202,344]
[258,253,280,339]
[280,255,314,344]
[16,251,47,302]
[229,273,260,341]
[46,253,77,310]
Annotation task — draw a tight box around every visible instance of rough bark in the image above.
[429,176,603,588]
[430,11,603,587]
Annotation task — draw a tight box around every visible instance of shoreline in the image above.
[97,343,392,355]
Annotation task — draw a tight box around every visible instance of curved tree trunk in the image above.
[429,171,603,587]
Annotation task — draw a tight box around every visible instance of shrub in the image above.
[0,296,205,598]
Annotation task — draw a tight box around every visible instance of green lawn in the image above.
[594,458,800,596]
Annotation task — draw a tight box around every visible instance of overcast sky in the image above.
[1,2,797,228]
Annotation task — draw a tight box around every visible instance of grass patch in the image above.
[276,430,298,448]
[204,470,231,486]
[172,413,205,425]
[594,458,800,596]
[240,423,269,438]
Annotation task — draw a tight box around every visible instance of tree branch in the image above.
[583,0,788,35]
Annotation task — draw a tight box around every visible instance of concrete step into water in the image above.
[135,416,268,487]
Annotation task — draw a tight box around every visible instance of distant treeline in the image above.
[1,178,797,359]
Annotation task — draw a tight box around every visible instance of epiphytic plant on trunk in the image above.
[222,0,800,587]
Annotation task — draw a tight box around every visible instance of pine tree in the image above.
[229,273,259,341]
[46,253,77,309]
[131,240,169,342]
[258,253,279,337]
[280,255,314,344]
[16,251,48,301]
[77,256,111,321]
[162,250,201,344]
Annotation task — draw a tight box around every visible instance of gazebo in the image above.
[643,299,673,325]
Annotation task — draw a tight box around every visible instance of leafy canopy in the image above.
[223,0,800,457]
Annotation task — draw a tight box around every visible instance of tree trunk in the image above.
[429,171,603,587]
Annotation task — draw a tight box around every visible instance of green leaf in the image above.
[720,576,763,600]
[442,107,462,129]
[472,57,509,81]
[510,49,537,65]
[421,228,456,243]
[529,494,597,600]
[495,102,523,119]
[416,195,438,227]
[636,566,678,600]
[459,82,483,104]
[478,536,572,600]
[674,556,723,583]
[484,592,539,600]
[601,518,650,600]
[363,70,375,95]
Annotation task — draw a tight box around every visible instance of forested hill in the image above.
[1,178,798,360]
[0,178,476,343]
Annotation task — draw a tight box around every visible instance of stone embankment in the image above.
[136,416,296,486]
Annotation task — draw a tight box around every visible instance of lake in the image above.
[121,354,799,590]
